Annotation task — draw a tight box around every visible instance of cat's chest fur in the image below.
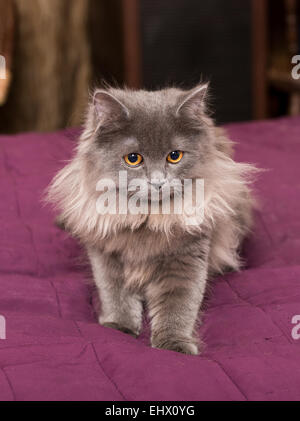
[97,224,203,287]
[99,226,185,261]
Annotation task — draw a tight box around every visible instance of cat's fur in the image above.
[47,84,256,355]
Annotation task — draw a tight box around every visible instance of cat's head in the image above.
[49,84,248,241]
[80,84,217,205]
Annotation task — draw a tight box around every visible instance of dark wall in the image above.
[89,0,124,87]
[140,0,252,123]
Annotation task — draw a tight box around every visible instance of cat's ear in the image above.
[176,83,209,121]
[92,89,129,128]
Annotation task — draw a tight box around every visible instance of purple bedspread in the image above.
[0,116,299,401]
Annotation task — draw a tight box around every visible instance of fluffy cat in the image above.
[47,84,255,355]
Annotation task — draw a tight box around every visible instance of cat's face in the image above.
[83,85,214,205]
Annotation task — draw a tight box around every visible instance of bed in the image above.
[0,116,299,401]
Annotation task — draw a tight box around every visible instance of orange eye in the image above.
[167,151,183,164]
[124,153,143,167]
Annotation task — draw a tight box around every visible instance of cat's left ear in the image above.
[176,83,209,120]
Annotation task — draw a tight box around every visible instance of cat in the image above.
[47,83,256,355]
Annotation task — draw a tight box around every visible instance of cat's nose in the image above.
[150,179,167,190]
[150,171,167,190]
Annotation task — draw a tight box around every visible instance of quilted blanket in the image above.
[0,116,299,401]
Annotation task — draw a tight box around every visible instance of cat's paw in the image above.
[151,337,199,355]
[101,322,139,338]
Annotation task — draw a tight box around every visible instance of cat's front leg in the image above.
[146,243,209,355]
[88,248,143,337]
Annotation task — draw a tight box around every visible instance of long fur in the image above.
[46,85,257,355]
[47,115,256,275]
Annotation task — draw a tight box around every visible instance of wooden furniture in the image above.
[121,0,253,124]
[122,0,300,120]
[122,0,142,88]
[0,0,14,106]
[252,0,300,119]
[252,0,268,119]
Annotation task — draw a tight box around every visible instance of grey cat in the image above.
[47,84,255,355]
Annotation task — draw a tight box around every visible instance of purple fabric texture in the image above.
[0,117,299,401]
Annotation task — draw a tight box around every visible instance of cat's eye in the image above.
[167,151,183,164]
[124,153,143,167]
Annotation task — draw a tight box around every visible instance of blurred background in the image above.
[0,0,299,133]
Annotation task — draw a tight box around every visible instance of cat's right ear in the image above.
[92,90,130,130]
